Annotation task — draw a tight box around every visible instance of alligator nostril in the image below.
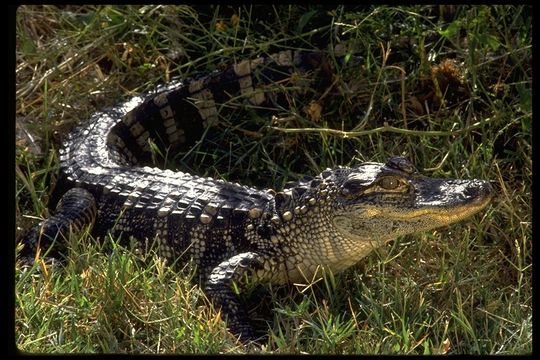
[462,180,492,198]
[476,180,494,196]
[475,180,494,199]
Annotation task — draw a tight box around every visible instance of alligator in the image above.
[18,49,493,344]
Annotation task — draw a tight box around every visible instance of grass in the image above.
[15,5,531,354]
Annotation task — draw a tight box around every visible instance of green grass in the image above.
[15,5,531,354]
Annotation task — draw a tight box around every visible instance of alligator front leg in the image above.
[204,251,266,344]
[19,187,97,259]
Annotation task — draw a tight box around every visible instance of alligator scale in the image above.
[19,49,493,343]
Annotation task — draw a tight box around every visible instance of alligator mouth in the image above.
[386,192,493,225]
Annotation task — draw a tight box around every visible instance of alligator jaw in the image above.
[384,192,492,224]
[377,178,493,226]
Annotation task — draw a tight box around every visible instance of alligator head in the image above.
[330,156,493,245]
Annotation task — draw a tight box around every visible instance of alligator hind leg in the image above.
[19,187,97,259]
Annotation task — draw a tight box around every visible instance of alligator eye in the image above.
[378,176,403,190]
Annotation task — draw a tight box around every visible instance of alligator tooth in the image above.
[293,206,301,214]
[248,207,263,219]
[308,197,316,205]
[246,224,254,231]
[300,205,308,214]
[271,215,281,224]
